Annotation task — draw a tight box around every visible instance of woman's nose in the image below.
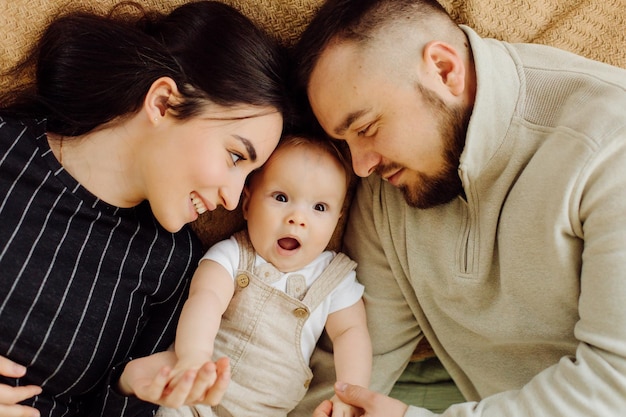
[220,180,245,211]
[220,189,240,211]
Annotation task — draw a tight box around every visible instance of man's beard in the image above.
[379,83,470,209]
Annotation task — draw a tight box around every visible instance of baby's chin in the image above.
[267,252,311,273]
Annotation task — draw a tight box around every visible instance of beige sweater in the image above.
[339,26,626,416]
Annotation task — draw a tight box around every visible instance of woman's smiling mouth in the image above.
[190,191,209,214]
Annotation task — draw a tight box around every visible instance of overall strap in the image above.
[301,253,357,312]
[233,230,255,272]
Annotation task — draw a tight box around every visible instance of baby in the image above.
[158,134,371,416]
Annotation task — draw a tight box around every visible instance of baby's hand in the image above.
[330,394,362,417]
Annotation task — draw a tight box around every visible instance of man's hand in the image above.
[330,393,362,417]
[313,382,408,417]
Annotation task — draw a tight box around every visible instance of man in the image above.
[289,0,626,416]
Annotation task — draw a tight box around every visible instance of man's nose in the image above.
[349,144,380,177]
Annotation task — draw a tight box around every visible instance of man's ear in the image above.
[143,77,179,124]
[423,41,466,96]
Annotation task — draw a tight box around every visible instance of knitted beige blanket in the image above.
[1,0,625,78]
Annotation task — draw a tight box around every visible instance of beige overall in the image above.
[157,231,356,417]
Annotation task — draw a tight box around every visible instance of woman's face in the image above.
[145,104,283,233]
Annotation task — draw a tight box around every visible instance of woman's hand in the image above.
[118,351,230,408]
[0,355,42,417]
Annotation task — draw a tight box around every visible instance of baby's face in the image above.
[243,144,347,272]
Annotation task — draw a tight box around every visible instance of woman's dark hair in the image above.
[0,1,288,136]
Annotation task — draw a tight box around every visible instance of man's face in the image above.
[308,40,470,208]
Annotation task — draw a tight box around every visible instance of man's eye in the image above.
[273,193,288,202]
[357,124,372,137]
[314,203,327,212]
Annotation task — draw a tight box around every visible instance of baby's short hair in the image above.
[271,133,354,191]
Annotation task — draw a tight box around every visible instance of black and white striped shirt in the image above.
[0,116,203,416]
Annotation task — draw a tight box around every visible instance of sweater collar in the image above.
[458,26,522,183]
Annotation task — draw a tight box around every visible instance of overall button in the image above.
[236,274,250,288]
[304,379,311,388]
[293,307,309,319]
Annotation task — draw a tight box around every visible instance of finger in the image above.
[0,384,42,404]
[141,366,172,402]
[0,404,41,417]
[329,397,359,417]
[162,369,197,408]
[0,357,27,379]
[334,382,372,410]
[312,399,333,417]
[214,357,230,382]
[201,357,230,406]
[165,368,189,395]
[186,361,217,402]
[335,382,408,417]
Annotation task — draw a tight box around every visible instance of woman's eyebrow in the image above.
[234,135,257,161]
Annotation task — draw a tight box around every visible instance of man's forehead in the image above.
[309,40,371,107]
[313,39,359,77]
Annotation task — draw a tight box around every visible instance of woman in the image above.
[0,1,288,416]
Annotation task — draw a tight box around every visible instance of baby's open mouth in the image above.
[278,237,300,250]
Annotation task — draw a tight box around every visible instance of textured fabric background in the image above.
[2,0,625,72]
[1,0,625,252]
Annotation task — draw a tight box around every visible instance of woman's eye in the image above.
[230,152,244,165]
[314,203,327,212]
[273,193,288,202]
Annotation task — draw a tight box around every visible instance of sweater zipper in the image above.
[458,194,475,275]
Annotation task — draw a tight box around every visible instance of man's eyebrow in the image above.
[333,109,369,136]
[234,135,257,161]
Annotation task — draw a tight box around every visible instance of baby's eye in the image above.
[273,192,288,202]
[314,203,327,212]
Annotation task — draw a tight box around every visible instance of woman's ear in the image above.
[422,41,466,96]
[143,77,179,124]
